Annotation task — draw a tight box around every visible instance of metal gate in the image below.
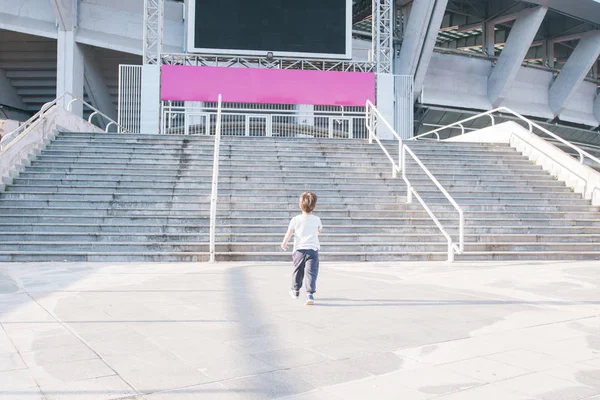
[118,65,143,133]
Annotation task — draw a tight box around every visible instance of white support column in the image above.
[376,73,396,139]
[57,29,84,117]
[488,6,547,107]
[549,31,600,117]
[413,0,448,98]
[140,65,161,134]
[296,105,315,127]
[0,69,27,111]
[396,0,436,77]
[82,46,117,122]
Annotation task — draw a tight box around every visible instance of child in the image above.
[280,191,322,305]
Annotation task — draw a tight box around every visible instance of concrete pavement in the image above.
[1,260,600,399]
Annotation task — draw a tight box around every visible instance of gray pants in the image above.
[292,249,319,294]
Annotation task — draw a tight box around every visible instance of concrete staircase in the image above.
[0,132,213,261]
[0,132,599,261]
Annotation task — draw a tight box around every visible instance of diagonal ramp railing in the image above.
[365,100,464,262]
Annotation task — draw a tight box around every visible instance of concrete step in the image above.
[14,173,564,186]
[2,222,600,235]
[6,180,570,194]
[0,252,211,262]
[31,159,399,169]
[1,214,598,227]
[0,199,407,211]
[3,187,406,197]
[1,241,597,253]
[0,206,594,220]
[1,192,587,205]
[3,232,598,243]
[12,178,407,189]
[218,251,600,262]
[456,252,600,261]
[7,199,594,213]
[2,250,597,262]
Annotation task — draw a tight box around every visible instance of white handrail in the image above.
[413,106,600,169]
[365,99,402,177]
[402,145,464,262]
[0,92,127,151]
[365,101,463,262]
[209,94,223,263]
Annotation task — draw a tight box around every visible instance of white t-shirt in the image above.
[288,214,322,252]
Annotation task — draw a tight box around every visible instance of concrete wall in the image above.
[559,81,599,128]
[502,67,554,120]
[421,52,600,128]
[421,52,492,110]
[0,106,102,190]
[0,120,20,139]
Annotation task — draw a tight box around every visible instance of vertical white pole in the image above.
[209,94,223,263]
[459,210,464,253]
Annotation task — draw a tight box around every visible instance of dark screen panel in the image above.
[193,0,348,56]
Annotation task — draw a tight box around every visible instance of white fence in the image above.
[161,103,368,139]
[118,65,143,133]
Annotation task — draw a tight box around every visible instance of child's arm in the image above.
[281,229,294,250]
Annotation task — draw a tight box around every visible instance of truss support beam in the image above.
[549,31,600,116]
[143,0,164,65]
[414,0,449,99]
[488,6,547,107]
[372,0,394,74]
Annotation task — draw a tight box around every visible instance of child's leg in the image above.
[291,251,306,291]
[304,250,320,294]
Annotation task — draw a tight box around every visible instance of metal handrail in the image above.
[402,145,464,262]
[162,103,365,117]
[209,94,223,263]
[365,101,463,262]
[1,92,127,151]
[365,99,402,177]
[413,106,600,169]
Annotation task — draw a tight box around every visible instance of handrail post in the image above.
[398,139,403,174]
[209,94,223,263]
[367,103,374,144]
[447,241,454,262]
[459,209,464,253]
[402,146,412,204]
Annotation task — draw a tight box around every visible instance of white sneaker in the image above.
[289,289,299,299]
[305,294,315,305]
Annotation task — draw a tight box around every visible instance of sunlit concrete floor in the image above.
[2,260,600,400]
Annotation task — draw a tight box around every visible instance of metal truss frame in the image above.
[160,54,376,72]
[143,0,164,65]
[373,0,394,74]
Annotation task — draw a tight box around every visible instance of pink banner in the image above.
[161,65,375,106]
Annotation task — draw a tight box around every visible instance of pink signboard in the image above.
[161,65,375,106]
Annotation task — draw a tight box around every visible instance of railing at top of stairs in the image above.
[413,107,600,170]
[0,92,127,152]
[365,100,464,262]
